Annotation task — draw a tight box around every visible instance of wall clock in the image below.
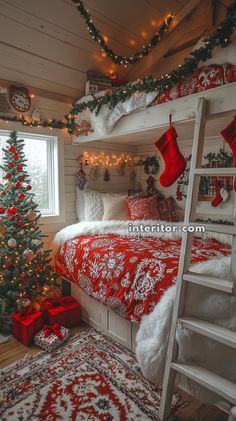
[9,86,31,113]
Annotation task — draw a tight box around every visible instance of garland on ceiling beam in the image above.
[72,0,174,66]
[66,1,236,134]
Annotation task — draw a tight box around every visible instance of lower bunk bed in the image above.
[53,220,231,355]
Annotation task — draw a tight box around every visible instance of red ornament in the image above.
[26,185,32,191]
[18,192,25,200]
[5,172,12,179]
[16,214,22,220]
[15,182,23,189]
[16,165,23,172]
[18,221,25,228]
[8,162,15,169]
[37,265,44,272]
[8,145,16,153]
[1,191,6,196]
[13,153,20,160]
[19,175,25,182]
[7,206,18,216]
[20,272,27,279]
[0,207,5,214]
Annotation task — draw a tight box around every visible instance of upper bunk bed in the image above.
[71,30,236,147]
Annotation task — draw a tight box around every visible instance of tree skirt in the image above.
[0,329,181,420]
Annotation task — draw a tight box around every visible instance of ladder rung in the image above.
[192,222,236,235]
[195,168,236,176]
[171,362,236,404]
[179,316,236,349]
[183,272,235,293]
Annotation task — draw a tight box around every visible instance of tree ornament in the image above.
[8,145,15,153]
[176,185,183,201]
[18,220,25,228]
[37,265,43,272]
[13,153,20,160]
[0,207,5,214]
[15,182,23,189]
[8,162,15,169]
[1,191,6,196]
[5,172,12,179]
[16,165,23,172]
[5,182,13,190]
[26,185,32,191]
[18,192,25,200]
[76,163,87,190]
[27,209,37,221]
[23,249,35,262]
[7,206,18,217]
[104,168,110,182]
[19,175,25,182]
[7,238,17,248]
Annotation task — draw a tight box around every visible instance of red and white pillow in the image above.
[157,197,178,222]
[125,194,160,221]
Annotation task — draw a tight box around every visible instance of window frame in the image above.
[0,128,65,225]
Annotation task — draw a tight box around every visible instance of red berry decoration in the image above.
[37,265,43,272]
[13,153,20,160]
[26,185,32,191]
[8,162,15,169]
[8,145,16,153]
[0,207,5,214]
[18,221,25,228]
[1,191,6,196]
[15,182,22,189]
[19,175,25,182]
[18,192,25,200]
[16,165,23,172]
[5,172,12,179]
[7,206,18,216]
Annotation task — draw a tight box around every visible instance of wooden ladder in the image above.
[159,97,236,420]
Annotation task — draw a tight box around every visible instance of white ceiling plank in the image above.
[126,0,203,80]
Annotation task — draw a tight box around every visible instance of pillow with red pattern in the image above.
[125,193,160,220]
[157,196,178,222]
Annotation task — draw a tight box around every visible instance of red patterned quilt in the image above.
[56,235,230,323]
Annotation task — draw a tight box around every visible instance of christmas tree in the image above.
[0,131,58,334]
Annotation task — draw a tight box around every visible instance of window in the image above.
[0,130,61,218]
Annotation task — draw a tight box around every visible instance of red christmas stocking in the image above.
[221,115,236,190]
[154,126,186,187]
[211,183,223,207]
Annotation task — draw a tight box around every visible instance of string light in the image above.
[81,151,134,168]
[73,0,174,66]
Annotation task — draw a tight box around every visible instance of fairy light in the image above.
[81,151,135,168]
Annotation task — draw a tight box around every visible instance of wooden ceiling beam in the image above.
[126,0,202,80]
[164,33,207,58]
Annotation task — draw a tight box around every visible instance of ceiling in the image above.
[0,0,233,103]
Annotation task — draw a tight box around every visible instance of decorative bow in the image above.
[43,323,63,339]
[19,306,36,319]
[43,296,75,310]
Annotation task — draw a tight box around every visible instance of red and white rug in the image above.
[0,329,181,420]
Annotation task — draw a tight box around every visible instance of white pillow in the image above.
[83,189,104,221]
[102,194,129,221]
[76,187,85,221]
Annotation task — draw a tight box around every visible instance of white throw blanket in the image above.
[52,220,235,406]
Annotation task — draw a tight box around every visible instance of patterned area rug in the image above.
[0,329,181,420]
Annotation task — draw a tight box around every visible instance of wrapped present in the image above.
[34,323,70,352]
[40,296,81,328]
[12,306,45,346]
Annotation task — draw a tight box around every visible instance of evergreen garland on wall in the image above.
[66,1,236,134]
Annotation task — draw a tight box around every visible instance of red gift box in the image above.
[40,296,81,328]
[12,306,45,346]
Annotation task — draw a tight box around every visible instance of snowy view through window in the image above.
[0,132,49,213]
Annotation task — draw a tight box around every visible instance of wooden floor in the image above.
[0,323,228,421]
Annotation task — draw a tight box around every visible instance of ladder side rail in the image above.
[230,192,236,294]
[159,97,207,421]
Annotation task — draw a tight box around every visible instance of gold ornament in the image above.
[27,209,37,221]
[23,249,35,262]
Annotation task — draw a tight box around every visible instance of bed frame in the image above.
[62,277,138,352]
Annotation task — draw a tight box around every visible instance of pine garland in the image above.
[0,114,69,130]
[66,1,236,134]
[72,0,173,66]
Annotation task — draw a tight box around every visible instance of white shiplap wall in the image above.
[0,94,136,248]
